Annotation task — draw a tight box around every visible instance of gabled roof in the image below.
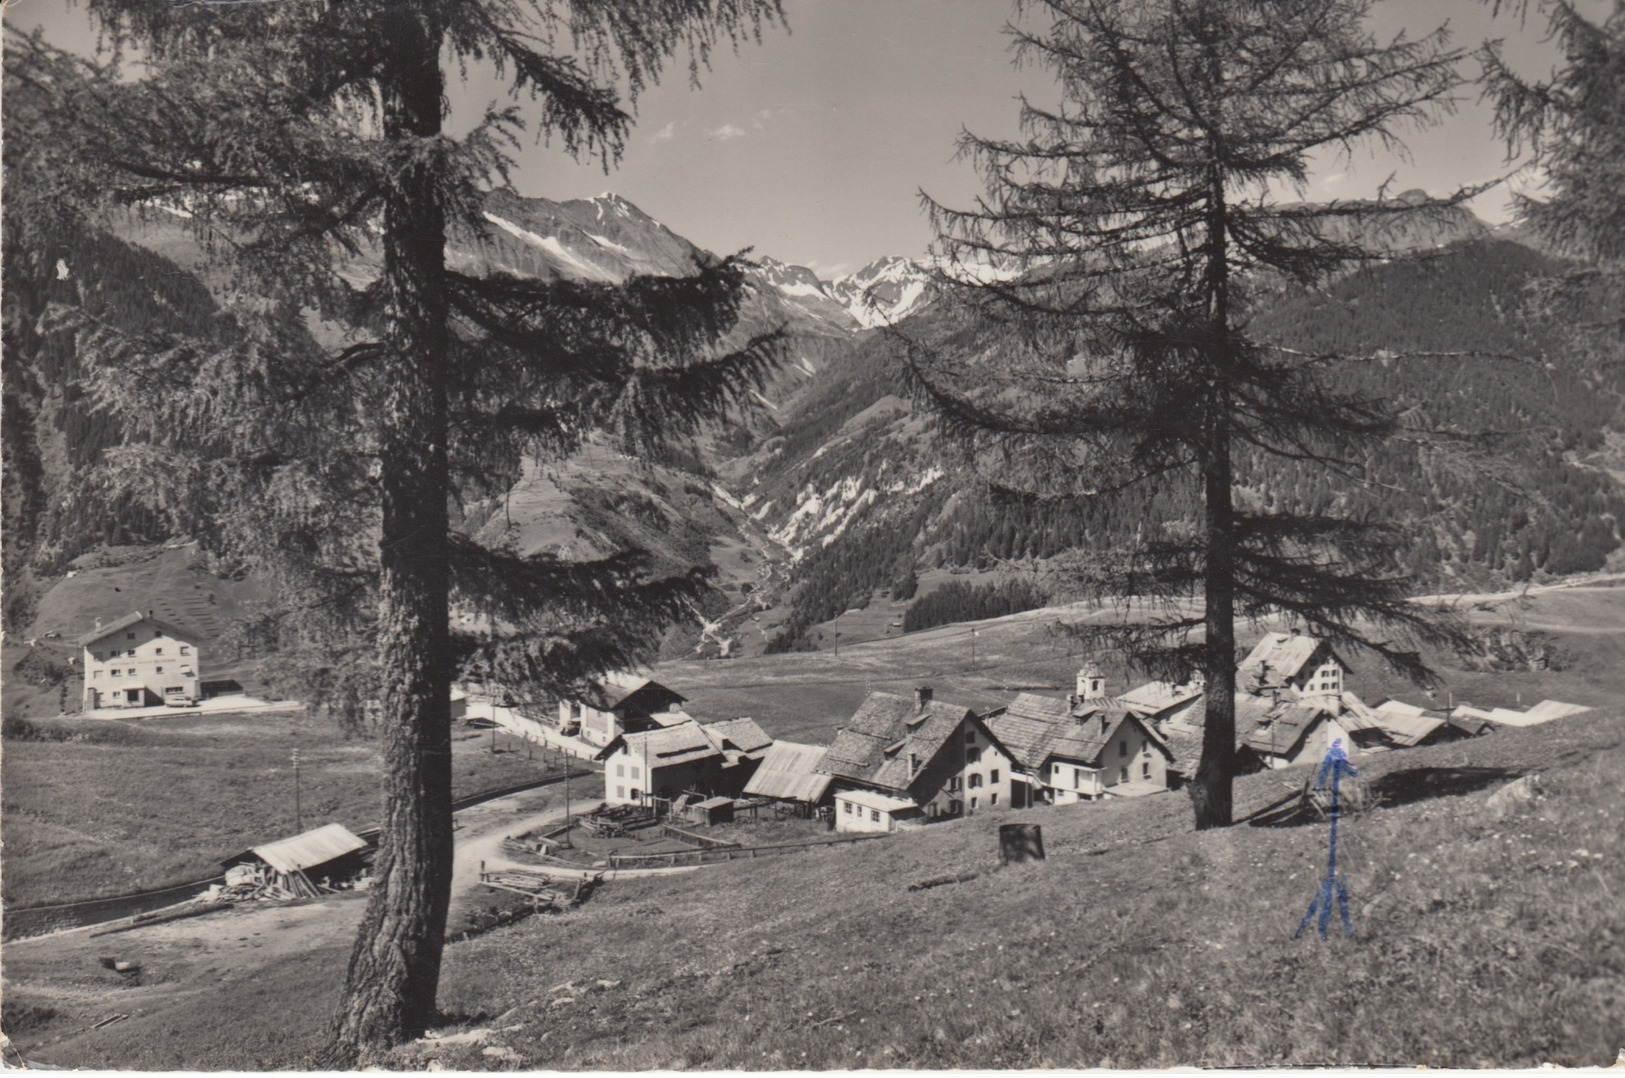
[78,611,200,648]
[582,672,687,714]
[1241,701,1345,758]
[701,716,773,759]
[817,692,978,795]
[744,740,832,803]
[607,722,718,766]
[1117,680,1204,717]
[601,716,771,767]
[1237,632,1338,689]
[987,692,1170,771]
[246,823,366,874]
[1370,711,1448,748]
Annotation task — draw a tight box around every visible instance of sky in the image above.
[5,0,1585,279]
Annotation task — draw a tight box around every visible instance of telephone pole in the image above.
[292,747,303,833]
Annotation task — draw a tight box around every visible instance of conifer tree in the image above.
[5,0,784,1062]
[1481,1,1624,348]
[910,0,1476,829]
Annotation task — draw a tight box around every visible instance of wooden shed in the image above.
[222,822,371,898]
[690,796,736,826]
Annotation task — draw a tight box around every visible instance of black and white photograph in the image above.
[1,0,1621,1069]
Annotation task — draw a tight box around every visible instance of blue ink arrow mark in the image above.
[1296,738,1357,940]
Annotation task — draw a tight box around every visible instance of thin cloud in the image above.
[710,123,748,141]
[650,121,677,143]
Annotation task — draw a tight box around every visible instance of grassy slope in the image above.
[1,711,561,906]
[413,710,1624,1070]
[15,709,1621,1071]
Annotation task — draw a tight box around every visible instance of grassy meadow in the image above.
[1,709,565,906]
[412,708,1624,1070]
[8,709,1621,1069]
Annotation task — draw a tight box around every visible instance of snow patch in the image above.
[482,212,618,282]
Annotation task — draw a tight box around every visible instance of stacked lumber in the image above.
[215,864,330,903]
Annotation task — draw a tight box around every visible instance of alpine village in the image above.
[2,0,1622,1071]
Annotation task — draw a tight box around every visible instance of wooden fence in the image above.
[607,832,886,869]
[661,825,742,850]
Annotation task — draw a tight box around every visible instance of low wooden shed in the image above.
[222,822,371,897]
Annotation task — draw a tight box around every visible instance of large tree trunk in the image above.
[1192,424,1236,830]
[324,4,453,1064]
[1191,133,1237,832]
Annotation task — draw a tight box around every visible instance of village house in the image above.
[596,715,772,808]
[987,665,1173,805]
[818,687,1013,833]
[1237,630,1349,703]
[79,610,202,711]
[562,672,689,748]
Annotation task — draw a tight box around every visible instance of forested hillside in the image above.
[742,239,1625,651]
[2,224,241,628]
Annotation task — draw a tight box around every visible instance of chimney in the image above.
[93,616,103,632]
[914,686,933,710]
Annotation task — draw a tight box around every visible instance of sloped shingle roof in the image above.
[987,692,1165,771]
[1237,632,1335,689]
[1117,680,1204,717]
[818,692,976,794]
[744,740,832,802]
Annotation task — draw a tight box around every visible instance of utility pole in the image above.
[970,626,978,668]
[292,747,303,833]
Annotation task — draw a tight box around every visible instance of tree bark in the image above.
[324,4,453,1064]
[1191,90,1237,831]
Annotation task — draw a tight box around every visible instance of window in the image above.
[991,792,999,806]
[966,746,982,765]
[180,646,191,656]
[991,769,1000,784]
[965,730,976,745]
[111,669,121,677]
[844,802,853,814]
[1142,761,1152,779]
[126,632,135,640]
[155,648,163,655]
[153,629,163,637]
[1119,767,1128,783]
[870,809,880,822]
[928,803,939,818]
[630,766,640,780]
[155,666,164,674]
[616,764,625,778]
[947,776,962,792]
[570,701,582,719]
[968,773,983,789]
[127,649,137,658]
[970,796,979,810]
[1119,740,1128,757]
[617,786,625,799]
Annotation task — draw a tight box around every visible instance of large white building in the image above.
[80,611,201,710]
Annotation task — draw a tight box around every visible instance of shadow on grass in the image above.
[1246,765,1527,828]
